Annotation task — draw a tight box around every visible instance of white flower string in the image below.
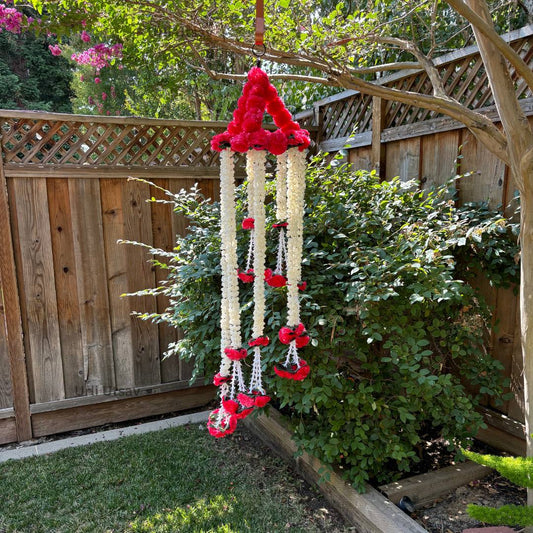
[276,152,288,221]
[208,65,312,437]
[286,148,307,327]
[248,150,267,394]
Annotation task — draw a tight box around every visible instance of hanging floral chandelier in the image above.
[207,65,312,438]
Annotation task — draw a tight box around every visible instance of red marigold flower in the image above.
[224,347,248,361]
[222,399,239,415]
[235,408,254,420]
[249,129,270,150]
[237,392,255,408]
[213,373,230,386]
[230,132,250,153]
[249,336,269,347]
[279,323,308,345]
[242,218,255,230]
[238,269,254,283]
[254,394,271,408]
[267,274,287,288]
[268,129,288,155]
[207,409,237,438]
[211,132,232,152]
[274,359,310,381]
[295,334,310,348]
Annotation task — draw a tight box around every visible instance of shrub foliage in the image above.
[131,158,519,490]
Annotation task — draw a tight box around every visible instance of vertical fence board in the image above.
[123,179,161,387]
[349,147,372,171]
[508,296,525,423]
[101,178,135,391]
[458,130,506,208]
[385,138,420,182]
[169,178,196,381]
[490,286,519,413]
[70,178,115,395]
[150,179,180,383]
[0,287,13,408]
[421,131,460,189]
[47,178,85,398]
[12,178,65,404]
[2,173,32,439]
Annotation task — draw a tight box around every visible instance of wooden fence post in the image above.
[0,133,32,441]
[371,96,387,177]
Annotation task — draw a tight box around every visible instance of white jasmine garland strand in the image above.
[249,150,267,339]
[276,152,288,221]
[219,149,242,349]
[286,148,307,327]
[246,153,256,219]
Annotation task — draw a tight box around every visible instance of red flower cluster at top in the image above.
[211,67,310,155]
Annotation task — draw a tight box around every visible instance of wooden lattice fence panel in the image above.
[1,117,229,169]
[300,27,533,142]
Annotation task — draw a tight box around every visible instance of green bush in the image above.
[130,157,519,490]
[464,449,533,526]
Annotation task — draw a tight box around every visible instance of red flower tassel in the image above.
[238,269,255,283]
[274,359,310,381]
[242,218,255,230]
[224,347,248,361]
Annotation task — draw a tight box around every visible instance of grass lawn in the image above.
[0,420,349,533]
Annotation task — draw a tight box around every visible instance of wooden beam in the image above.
[30,378,205,414]
[0,144,32,441]
[0,416,17,444]
[31,385,215,437]
[245,409,427,533]
[379,461,491,508]
[4,164,223,179]
[372,96,387,177]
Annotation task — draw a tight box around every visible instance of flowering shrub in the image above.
[129,157,519,490]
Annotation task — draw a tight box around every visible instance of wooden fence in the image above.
[0,111,236,444]
[295,25,533,447]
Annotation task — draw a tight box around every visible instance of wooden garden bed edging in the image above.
[379,461,491,509]
[244,408,427,533]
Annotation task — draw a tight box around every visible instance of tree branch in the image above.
[206,71,338,86]
[445,0,533,93]
[366,35,447,97]
[346,61,421,74]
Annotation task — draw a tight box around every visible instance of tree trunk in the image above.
[521,178,533,523]
[465,0,533,514]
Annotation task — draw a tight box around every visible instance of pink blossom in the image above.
[88,96,94,105]
[94,77,101,84]
[80,30,90,43]
[71,43,123,71]
[49,44,62,56]
[80,74,85,82]
[0,5,23,33]
[81,19,87,27]
[101,92,107,101]
[110,86,116,98]
[106,111,110,116]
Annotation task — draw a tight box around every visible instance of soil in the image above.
[413,472,526,533]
